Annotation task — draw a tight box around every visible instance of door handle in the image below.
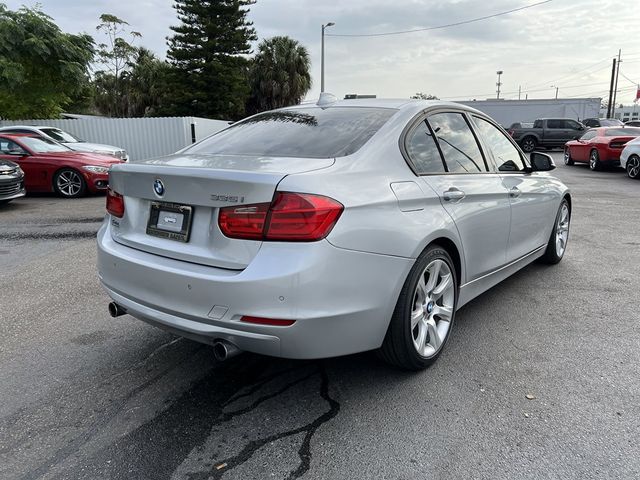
[509,186,521,198]
[443,188,465,201]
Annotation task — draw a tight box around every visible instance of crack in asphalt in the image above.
[203,364,341,480]
[44,357,342,480]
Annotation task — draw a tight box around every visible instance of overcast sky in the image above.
[5,0,640,103]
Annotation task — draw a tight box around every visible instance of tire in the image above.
[626,155,640,179]
[521,137,537,153]
[0,199,11,206]
[53,168,86,198]
[564,147,574,166]
[379,245,458,370]
[539,198,570,265]
[589,150,602,171]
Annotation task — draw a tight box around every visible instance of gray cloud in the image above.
[5,0,640,103]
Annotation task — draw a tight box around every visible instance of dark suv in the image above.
[583,118,624,128]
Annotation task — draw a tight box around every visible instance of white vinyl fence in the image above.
[0,116,229,161]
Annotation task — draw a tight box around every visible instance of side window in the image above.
[547,120,562,129]
[473,116,525,172]
[580,130,597,141]
[405,121,446,173]
[566,120,582,130]
[427,113,487,173]
[0,139,26,155]
[533,120,543,128]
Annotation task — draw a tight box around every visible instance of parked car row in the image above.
[563,126,640,178]
[0,126,128,161]
[0,133,124,202]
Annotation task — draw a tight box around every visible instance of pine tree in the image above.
[164,0,257,119]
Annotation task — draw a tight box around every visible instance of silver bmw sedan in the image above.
[97,96,570,370]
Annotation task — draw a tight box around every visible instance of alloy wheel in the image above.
[555,203,570,257]
[627,156,640,179]
[410,259,455,358]
[589,151,598,170]
[56,170,83,197]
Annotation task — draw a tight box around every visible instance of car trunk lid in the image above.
[107,153,334,269]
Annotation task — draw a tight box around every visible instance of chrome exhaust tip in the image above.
[108,302,127,318]
[213,340,242,362]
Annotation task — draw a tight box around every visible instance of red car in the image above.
[0,134,123,198]
[564,126,640,171]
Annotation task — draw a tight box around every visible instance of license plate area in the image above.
[146,202,193,242]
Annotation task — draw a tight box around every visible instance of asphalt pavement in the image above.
[1,154,639,480]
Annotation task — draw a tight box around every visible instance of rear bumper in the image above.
[97,220,413,359]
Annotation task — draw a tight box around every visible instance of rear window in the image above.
[185,107,397,158]
[604,128,640,137]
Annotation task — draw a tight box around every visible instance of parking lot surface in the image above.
[1,153,639,479]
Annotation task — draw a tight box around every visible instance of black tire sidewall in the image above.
[522,137,536,153]
[388,246,458,369]
[542,199,570,264]
[627,155,640,179]
[564,148,574,165]
[53,168,86,198]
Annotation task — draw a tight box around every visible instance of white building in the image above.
[598,104,640,122]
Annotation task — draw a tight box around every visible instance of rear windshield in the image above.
[185,107,397,158]
[604,127,640,136]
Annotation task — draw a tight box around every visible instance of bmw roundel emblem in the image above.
[426,301,434,314]
[153,179,165,196]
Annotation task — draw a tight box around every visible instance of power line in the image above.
[325,0,553,38]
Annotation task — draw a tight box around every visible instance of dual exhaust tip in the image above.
[107,302,241,362]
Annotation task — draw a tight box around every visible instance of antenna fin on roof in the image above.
[317,92,338,108]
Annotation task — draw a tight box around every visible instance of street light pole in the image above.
[551,85,559,99]
[496,70,503,99]
[321,22,335,93]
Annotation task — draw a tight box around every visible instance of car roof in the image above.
[285,97,490,120]
[0,132,40,138]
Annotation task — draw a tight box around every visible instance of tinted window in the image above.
[0,139,27,155]
[405,121,445,173]
[566,120,583,130]
[580,130,597,141]
[533,120,543,128]
[604,127,640,137]
[473,116,525,172]
[427,113,486,173]
[583,119,598,127]
[547,120,563,129]
[1,128,34,134]
[41,128,80,143]
[186,107,396,158]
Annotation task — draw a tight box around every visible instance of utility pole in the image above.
[321,22,335,93]
[518,85,521,100]
[551,85,559,99]
[607,57,616,118]
[496,70,503,99]
[612,49,622,119]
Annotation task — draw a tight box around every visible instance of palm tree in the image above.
[247,36,312,114]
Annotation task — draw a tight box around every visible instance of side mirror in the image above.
[529,152,556,172]
[7,150,28,156]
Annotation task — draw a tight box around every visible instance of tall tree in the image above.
[95,13,142,117]
[163,0,257,119]
[0,3,94,119]
[247,36,311,114]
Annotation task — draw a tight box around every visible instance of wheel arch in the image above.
[416,236,464,288]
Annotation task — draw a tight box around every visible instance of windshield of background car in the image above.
[19,136,72,153]
[604,128,640,137]
[41,128,81,143]
[185,107,397,158]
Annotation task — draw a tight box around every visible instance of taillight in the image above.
[106,188,125,218]
[218,192,343,242]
